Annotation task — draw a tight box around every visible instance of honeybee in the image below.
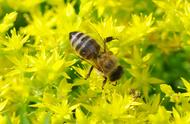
[69,31,123,88]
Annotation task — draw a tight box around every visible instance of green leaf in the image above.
[72,66,86,78]
[0,99,8,112]
[149,77,165,84]
[181,77,190,92]
[172,107,181,121]
[20,114,30,124]
[0,12,17,33]
[160,84,175,96]
[76,108,89,124]
[43,113,51,124]
[149,106,171,124]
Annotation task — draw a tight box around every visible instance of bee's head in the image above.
[109,65,123,82]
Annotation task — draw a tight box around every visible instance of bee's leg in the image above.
[105,36,116,43]
[102,77,107,89]
[103,37,118,52]
[85,66,94,80]
[103,40,107,52]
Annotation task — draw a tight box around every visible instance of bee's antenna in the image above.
[86,20,107,53]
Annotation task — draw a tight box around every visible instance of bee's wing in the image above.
[79,20,104,51]
[78,55,102,73]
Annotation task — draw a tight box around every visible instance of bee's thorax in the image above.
[97,52,117,75]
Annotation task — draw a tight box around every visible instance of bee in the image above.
[69,31,123,88]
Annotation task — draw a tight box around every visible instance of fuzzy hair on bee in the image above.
[69,31,123,88]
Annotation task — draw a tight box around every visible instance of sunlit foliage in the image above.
[0,0,190,123]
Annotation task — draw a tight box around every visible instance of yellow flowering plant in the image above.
[0,0,190,123]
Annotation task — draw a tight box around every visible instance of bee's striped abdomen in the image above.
[69,31,100,59]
